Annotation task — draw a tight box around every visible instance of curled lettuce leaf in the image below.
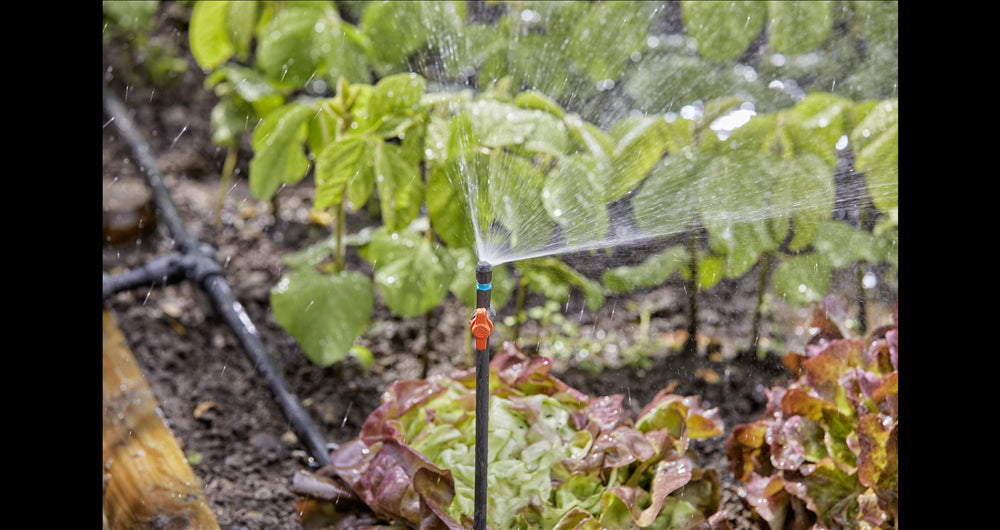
[725,300,898,529]
[294,342,727,529]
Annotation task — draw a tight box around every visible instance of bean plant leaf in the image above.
[696,254,726,291]
[488,150,553,255]
[603,246,689,294]
[426,157,475,249]
[543,154,609,248]
[772,154,835,252]
[514,90,566,119]
[205,64,284,117]
[359,1,426,72]
[426,112,482,249]
[373,140,423,232]
[852,99,898,213]
[853,1,899,47]
[811,220,882,269]
[766,1,834,56]
[188,1,237,70]
[772,253,831,305]
[680,1,766,63]
[369,72,427,137]
[270,269,373,367]
[313,135,373,210]
[631,145,703,238]
[464,99,569,156]
[248,102,314,201]
[565,1,658,82]
[361,228,456,319]
[781,92,852,168]
[519,258,604,312]
[701,151,778,278]
[189,0,257,68]
[255,3,331,86]
[205,65,284,146]
[563,113,615,164]
[103,0,160,34]
[606,116,673,202]
[222,0,257,61]
[209,97,251,146]
[255,3,370,88]
[360,1,467,76]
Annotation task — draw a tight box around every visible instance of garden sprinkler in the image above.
[470,261,494,530]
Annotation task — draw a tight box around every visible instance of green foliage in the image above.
[103,1,188,86]
[248,102,314,199]
[184,1,897,366]
[852,100,899,213]
[360,227,456,319]
[104,1,160,35]
[270,269,373,367]
[725,302,898,529]
[680,1,767,63]
[293,344,728,528]
[611,94,897,309]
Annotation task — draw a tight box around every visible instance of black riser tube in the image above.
[473,261,493,530]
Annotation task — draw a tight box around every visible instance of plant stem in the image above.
[637,303,651,348]
[749,251,771,360]
[213,142,238,226]
[334,202,345,273]
[683,229,699,357]
[855,196,873,335]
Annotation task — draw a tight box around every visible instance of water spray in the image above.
[470,261,494,530]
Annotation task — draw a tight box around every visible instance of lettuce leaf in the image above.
[725,300,898,529]
[294,343,727,529]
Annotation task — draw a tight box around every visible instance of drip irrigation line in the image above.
[102,87,333,468]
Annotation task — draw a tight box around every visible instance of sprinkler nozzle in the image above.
[475,261,493,310]
[472,261,494,351]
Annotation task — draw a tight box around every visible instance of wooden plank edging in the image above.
[102,310,220,529]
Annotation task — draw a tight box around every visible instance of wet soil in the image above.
[101,6,894,529]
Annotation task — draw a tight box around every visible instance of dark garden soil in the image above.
[101,6,895,529]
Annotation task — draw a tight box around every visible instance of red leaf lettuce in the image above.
[294,342,731,529]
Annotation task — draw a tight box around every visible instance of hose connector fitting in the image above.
[470,308,494,350]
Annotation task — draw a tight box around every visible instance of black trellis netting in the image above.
[102,87,333,469]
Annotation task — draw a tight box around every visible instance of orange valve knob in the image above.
[470,308,493,350]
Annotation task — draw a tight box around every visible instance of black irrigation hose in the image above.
[102,88,333,468]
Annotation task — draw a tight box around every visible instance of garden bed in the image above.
[101,8,894,529]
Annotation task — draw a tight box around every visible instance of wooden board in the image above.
[102,310,220,529]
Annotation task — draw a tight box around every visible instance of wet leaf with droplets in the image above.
[270,269,373,367]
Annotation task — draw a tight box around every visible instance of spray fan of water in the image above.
[451,111,883,270]
[398,3,898,272]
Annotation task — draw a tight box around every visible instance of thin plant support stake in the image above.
[469,261,494,530]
